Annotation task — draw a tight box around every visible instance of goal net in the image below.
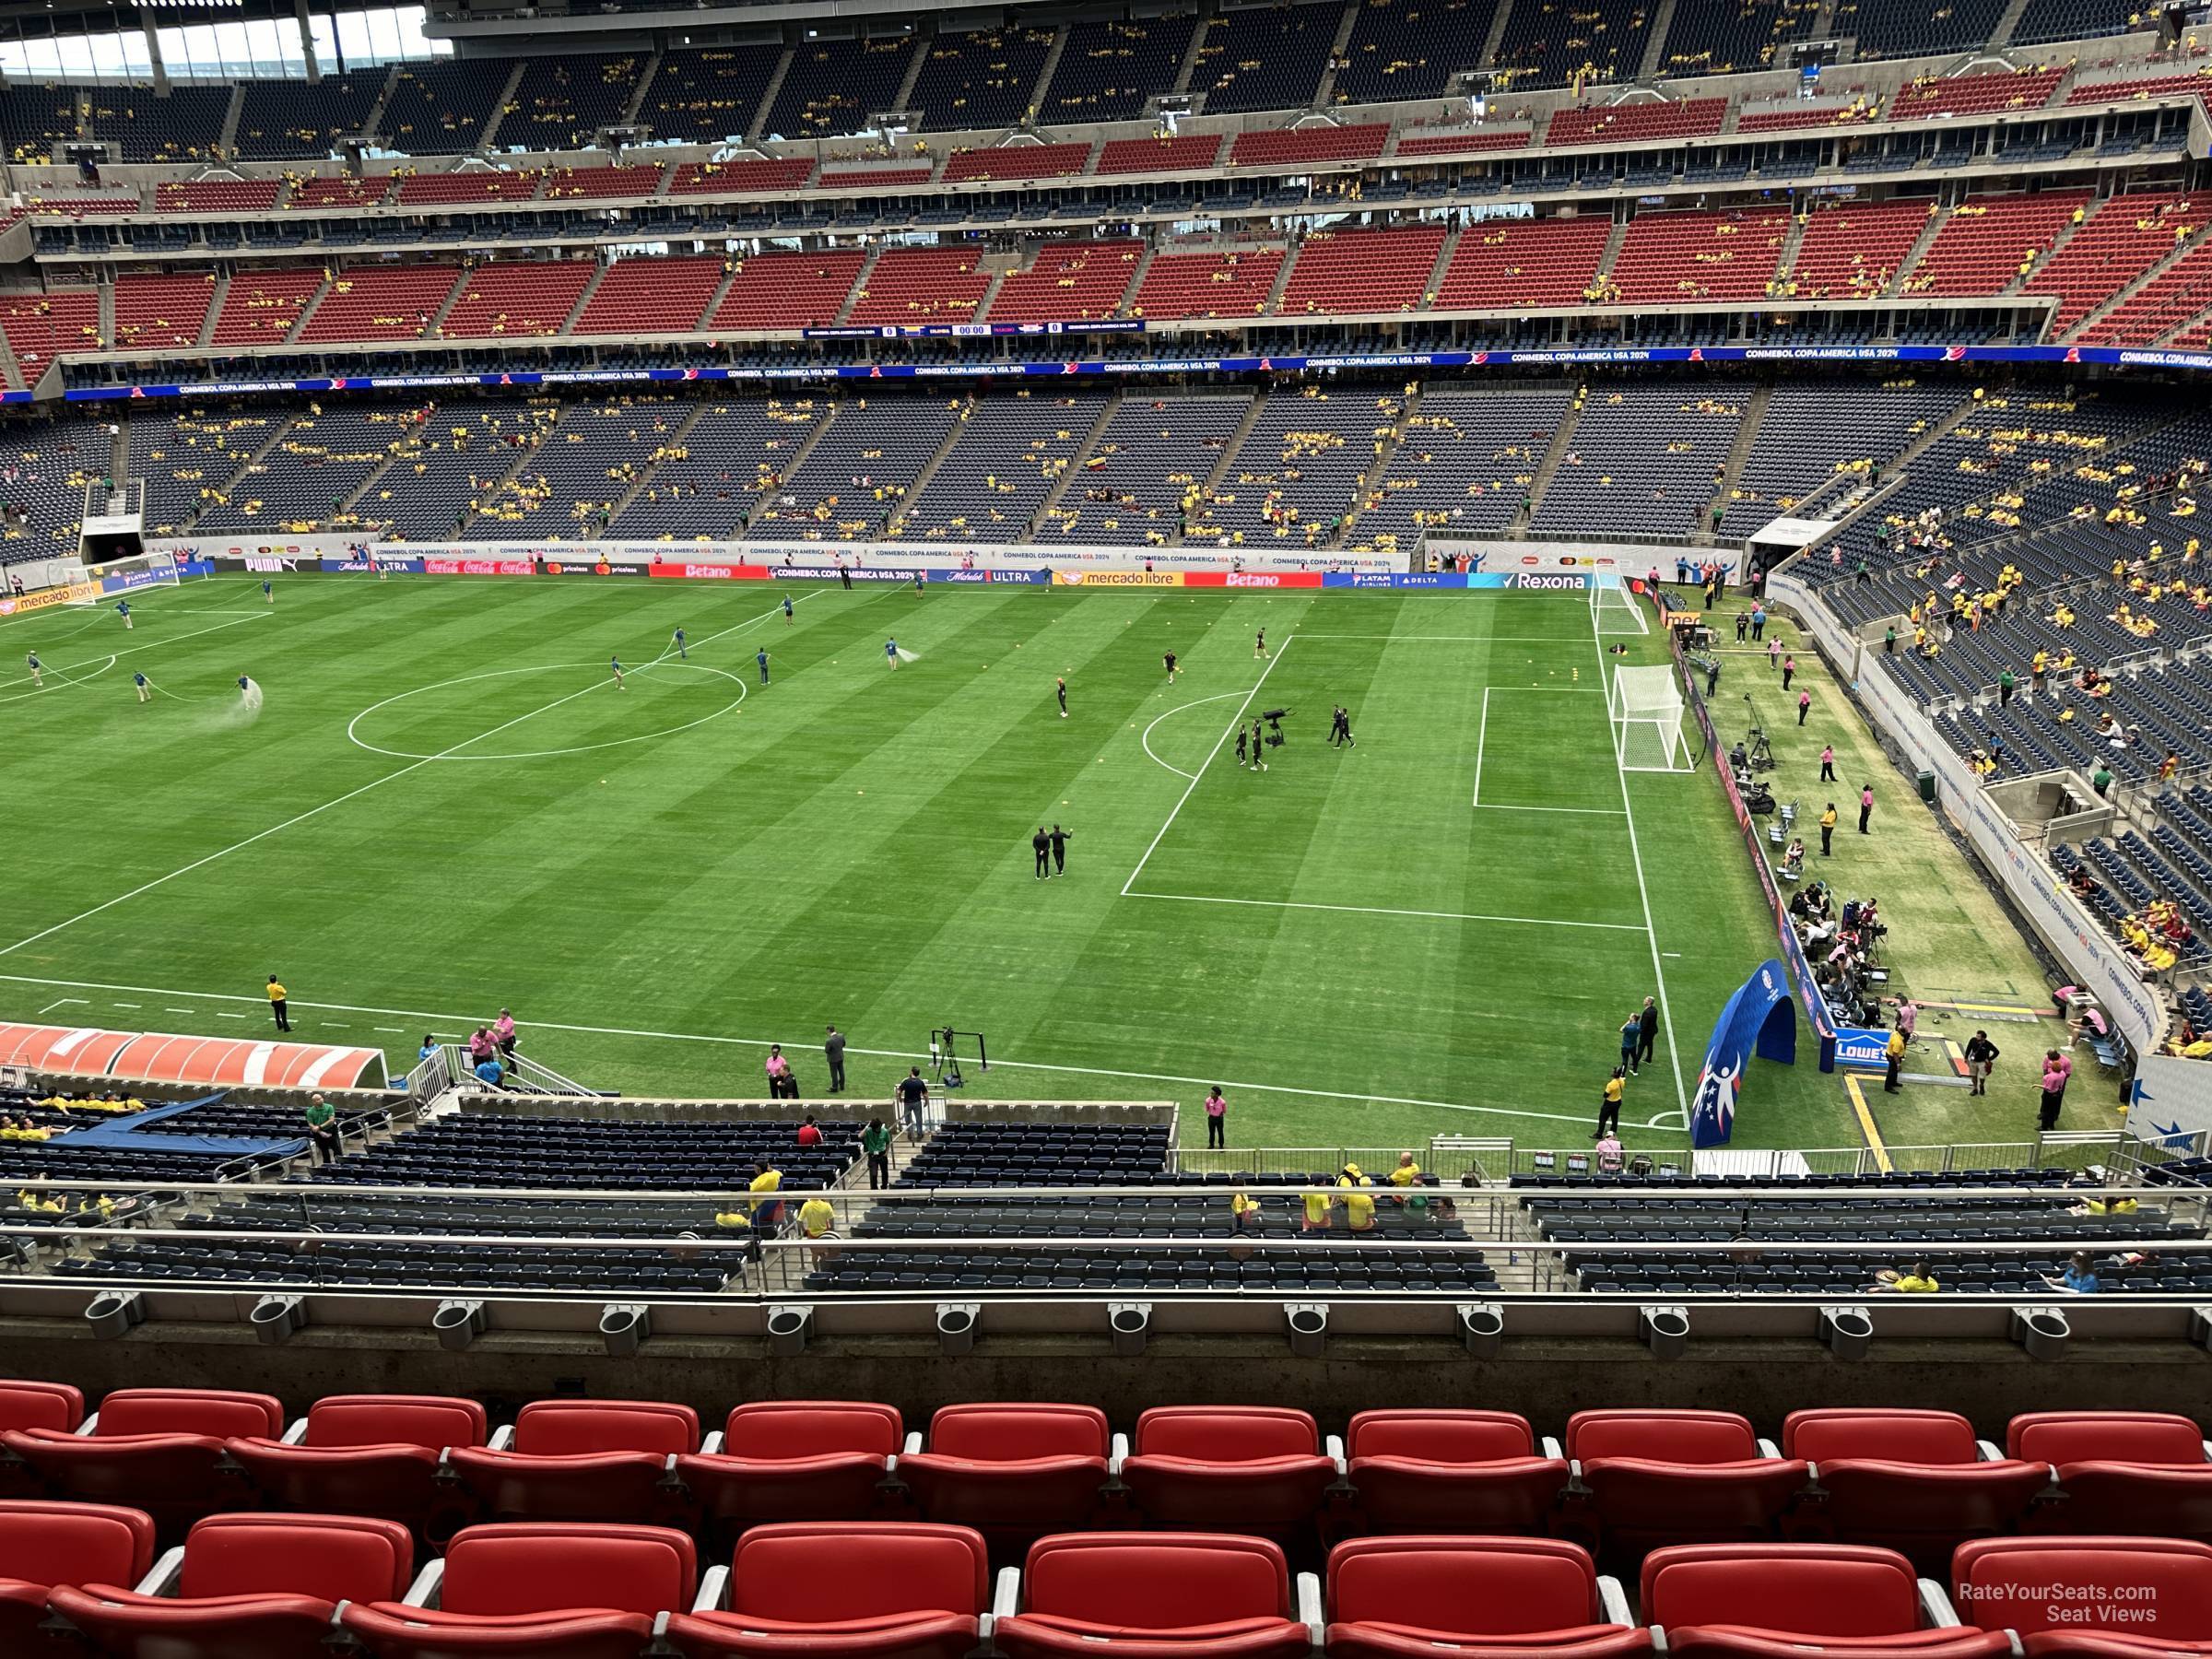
[1610,663,1689,772]
[91,548,188,593]
[1590,570,1648,635]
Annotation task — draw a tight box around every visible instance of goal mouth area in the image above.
[1610,662,1691,772]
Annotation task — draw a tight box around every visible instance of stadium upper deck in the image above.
[0,1,2198,395]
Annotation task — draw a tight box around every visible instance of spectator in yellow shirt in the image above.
[797,1196,836,1239]
[747,1161,784,1230]
[1339,1166,1377,1232]
[1388,1152,1423,1206]
[1301,1188,1334,1231]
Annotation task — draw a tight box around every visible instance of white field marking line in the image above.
[1594,611,1688,1116]
[1471,687,1489,806]
[1125,889,1647,933]
[0,612,269,695]
[12,654,120,703]
[1121,640,1292,896]
[1295,634,1593,643]
[1474,803,1627,816]
[0,591,824,959]
[1141,689,1248,781]
[0,970,1661,1135]
[35,998,87,1017]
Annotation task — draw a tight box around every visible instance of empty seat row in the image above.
[7,1507,2211,1659]
[5,1384,2206,1572]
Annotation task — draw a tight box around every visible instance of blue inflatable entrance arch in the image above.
[1688,959,1799,1150]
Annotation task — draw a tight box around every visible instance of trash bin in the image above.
[1916,769,1936,804]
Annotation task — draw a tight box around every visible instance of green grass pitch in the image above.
[0,571,2097,1158]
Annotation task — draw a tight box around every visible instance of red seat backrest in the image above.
[304,1394,488,1451]
[1024,1533,1291,1627]
[729,1522,989,1620]
[1643,1544,1922,1636]
[1135,1406,1318,1462]
[1956,1538,2212,1638]
[722,1401,902,1460]
[0,1381,84,1434]
[1783,1409,1982,1465]
[509,1399,700,1457]
[1347,1410,1536,1463]
[2006,1412,2208,1466]
[96,1388,285,1441]
[1569,1410,1759,1465]
[928,1404,1111,1462]
[176,1513,414,1603]
[1330,1537,1597,1633]
[442,1524,697,1618]
[0,1499,156,1591]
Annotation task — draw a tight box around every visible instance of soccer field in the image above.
[0,571,2084,1156]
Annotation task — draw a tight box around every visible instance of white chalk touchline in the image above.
[0,969,1682,1136]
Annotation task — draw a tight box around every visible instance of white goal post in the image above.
[90,548,192,592]
[1610,662,1690,772]
[1590,569,1649,635]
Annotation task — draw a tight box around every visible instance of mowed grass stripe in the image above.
[0,573,2053,1152]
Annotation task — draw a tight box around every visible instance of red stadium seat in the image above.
[1565,1410,1809,1564]
[1647,1543,2012,1659]
[0,1499,156,1650]
[0,1378,85,1431]
[447,1397,699,1522]
[2006,1414,2212,1542]
[342,1521,695,1659]
[1119,1406,1338,1539]
[994,1532,1314,1658]
[0,1378,85,1496]
[48,1511,413,1659]
[1343,1409,1570,1535]
[898,1403,1114,1544]
[1955,1536,2212,1658]
[675,1401,901,1542]
[1325,1535,1651,1659]
[3,1387,283,1535]
[1783,1410,2052,1570]
[665,1521,990,1658]
[227,1394,488,1531]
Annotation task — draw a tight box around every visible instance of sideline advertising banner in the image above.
[101,559,212,592]
[65,341,2212,406]
[1665,606,1838,1063]
[1689,959,1799,1149]
[0,580,100,616]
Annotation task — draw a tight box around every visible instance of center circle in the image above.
[347,660,747,761]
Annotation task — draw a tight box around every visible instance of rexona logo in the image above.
[1514,574,1585,590]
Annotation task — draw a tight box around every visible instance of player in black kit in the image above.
[1049,824,1071,874]
[1163,651,1178,685]
[1032,827,1051,878]
[1235,726,1249,767]
[1330,705,1356,747]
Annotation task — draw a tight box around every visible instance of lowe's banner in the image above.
[1688,959,1799,1150]
[61,341,2212,405]
[1830,1026,1895,1070]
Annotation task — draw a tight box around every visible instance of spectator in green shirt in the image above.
[303,1094,339,1166]
[862,1118,893,1190]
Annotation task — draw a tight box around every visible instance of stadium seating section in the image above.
[0,1382,2208,1654]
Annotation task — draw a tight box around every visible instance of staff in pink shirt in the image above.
[1204,1087,1228,1150]
[2039,1049,2072,1132]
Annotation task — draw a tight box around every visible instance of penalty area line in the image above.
[0,969,1677,1136]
